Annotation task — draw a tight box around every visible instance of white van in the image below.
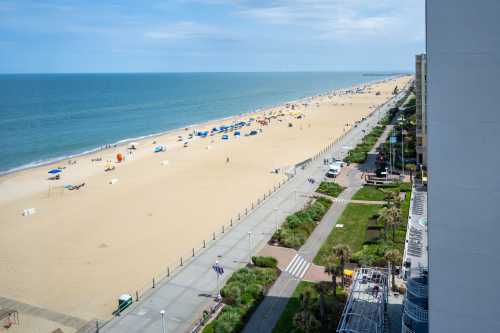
[326,163,342,178]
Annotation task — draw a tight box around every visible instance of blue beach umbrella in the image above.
[48,168,62,174]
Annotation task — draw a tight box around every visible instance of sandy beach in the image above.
[0,75,411,321]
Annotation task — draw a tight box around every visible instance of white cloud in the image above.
[236,0,424,41]
[145,21,232,41]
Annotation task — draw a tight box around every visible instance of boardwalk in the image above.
[242,95,402,333]
[101,90,407,333]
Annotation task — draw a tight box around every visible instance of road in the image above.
[101,89,407,333]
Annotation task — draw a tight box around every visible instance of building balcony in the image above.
[403,315,428,333]
[407,277,428,298]
[404,298,428,322]
[402,322,416,333]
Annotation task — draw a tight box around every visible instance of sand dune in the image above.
[0,76,411,320]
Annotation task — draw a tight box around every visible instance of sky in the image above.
[0,0,425,73]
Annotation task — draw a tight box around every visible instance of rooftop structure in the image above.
[337,267,389,333]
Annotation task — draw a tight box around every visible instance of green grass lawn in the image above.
[352,186,386,201]
[316,181,345,198]
[313,203,382,266]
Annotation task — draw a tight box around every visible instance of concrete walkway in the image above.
[242,100,401,333]
[101,90,406,333]
[241,155,365,333]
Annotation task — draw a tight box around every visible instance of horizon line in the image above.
[0,69,413,75]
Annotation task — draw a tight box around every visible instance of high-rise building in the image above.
[427,1,500,332]
[415,54,427,167]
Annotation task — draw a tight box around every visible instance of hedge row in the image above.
[316,181,345,198]
[203,258,279,333]
[344,126,385,164]
[272,197,332,249]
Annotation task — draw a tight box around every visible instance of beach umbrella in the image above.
[48,168,62,174]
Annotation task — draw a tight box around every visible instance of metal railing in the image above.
[407,277,428,298]
[404,298,428,322]
[94,81,407,333]
[402,322,416,333]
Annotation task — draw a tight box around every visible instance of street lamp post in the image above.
[160,310,166,333]
[274,207,279,231]
[247,232,252,263]
[401,120,405,178]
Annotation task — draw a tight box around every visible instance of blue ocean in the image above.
[0,72,393,174]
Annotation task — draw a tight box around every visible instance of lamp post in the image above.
[274,207,279,231]
[160,310,166,333]
[401,118,405,178]
[248,232,252,263]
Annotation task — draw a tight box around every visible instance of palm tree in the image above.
[293,288,321,333]
[386,207,401,242]
[384,191,401,208]
[315,282,329,322]
[332,244,351,286]
[377,206,401,241]
[324,263,341,297]
[384,249,402,290]
[377,207,390,240]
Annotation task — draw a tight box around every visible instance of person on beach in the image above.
[226,157,230,163]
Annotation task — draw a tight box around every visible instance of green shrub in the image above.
[245,283,264,299]
[202,322,215,333]
[281,230,306,249]
[399,182,412,192]
[214,306,243,333]
[241,292,255,305]
[295,210,314,223]
[275,197,332,249]
[222,285,241,306]
[317,181,345,198]
[209,265,279,333]
[285,215,301,229]
[316,196,332,208]
[251,256,278,268]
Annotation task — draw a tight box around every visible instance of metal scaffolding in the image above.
[337,267,389,333]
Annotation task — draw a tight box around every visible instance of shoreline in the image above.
[0,75,401,177]
[0,75,412,320]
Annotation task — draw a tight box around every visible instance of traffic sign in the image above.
[390,136,397,144]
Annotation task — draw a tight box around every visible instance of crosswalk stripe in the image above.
[299,263,311,279]
[291,257,305,276]
[284,254,311,279]
[284,254,298,272]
